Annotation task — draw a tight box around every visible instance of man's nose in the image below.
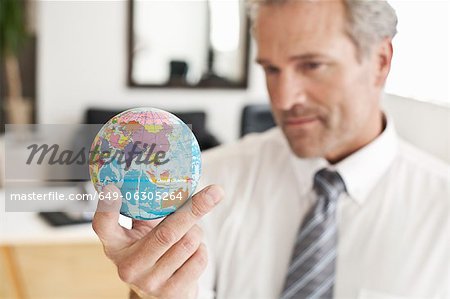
[271,73,306,110]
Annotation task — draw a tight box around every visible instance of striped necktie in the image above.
[280,168,347,299]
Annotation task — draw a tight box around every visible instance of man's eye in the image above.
[264,66,279,75]
[301,62,324,71]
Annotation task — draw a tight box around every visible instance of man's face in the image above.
[255,0,386,163]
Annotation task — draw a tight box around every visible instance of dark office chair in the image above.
[240,104,276,137]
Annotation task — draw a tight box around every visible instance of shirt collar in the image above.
[290,156,328,197]
[290,114,399,205]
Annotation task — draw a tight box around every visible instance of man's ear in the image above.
[374,38,394,88]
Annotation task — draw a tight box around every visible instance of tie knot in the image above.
[313,168,347,199]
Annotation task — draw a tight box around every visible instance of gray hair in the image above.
[247,0,398,59]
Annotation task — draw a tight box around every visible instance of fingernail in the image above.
[205,185,224,205]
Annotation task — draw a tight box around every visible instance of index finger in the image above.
[141,184,224,255]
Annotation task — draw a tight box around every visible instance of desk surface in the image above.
[0,186,131,245]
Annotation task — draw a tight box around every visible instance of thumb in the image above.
[92,184,123,244]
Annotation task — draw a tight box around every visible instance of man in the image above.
[93,0,450,298]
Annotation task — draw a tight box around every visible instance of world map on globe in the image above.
[89,107,202,220]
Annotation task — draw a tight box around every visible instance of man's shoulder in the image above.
[394,139,449,196]
[396,139,449,179]
[198,127,291,223]
[198,127,290,190]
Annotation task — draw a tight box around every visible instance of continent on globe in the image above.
[89,107,202,220]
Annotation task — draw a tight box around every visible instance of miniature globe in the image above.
[89,107,201,220]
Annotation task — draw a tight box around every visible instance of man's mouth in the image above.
[284,116,318,127]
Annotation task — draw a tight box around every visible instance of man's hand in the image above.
[92,184,224,299]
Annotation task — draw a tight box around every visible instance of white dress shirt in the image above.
[196,117,450,299]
